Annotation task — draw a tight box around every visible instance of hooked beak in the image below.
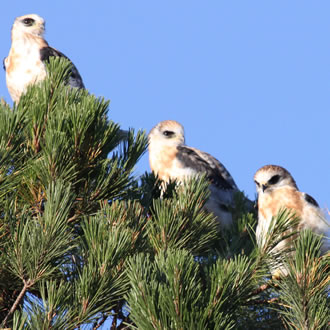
[262,184,268,192]
[37,22,45,36]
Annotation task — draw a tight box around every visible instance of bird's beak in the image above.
[37,22,45,34]
[262,184,268,192]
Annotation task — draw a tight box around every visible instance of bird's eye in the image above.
[22,18,35,26]
[163,130,174,137]
[268,175,280,185]
[254,180,260,187]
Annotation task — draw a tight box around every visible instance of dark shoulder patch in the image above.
[176,146,234,190]
[176,146,205,169]
[40,47,66,63]
[40,47,85,89]
[304,193,319,208]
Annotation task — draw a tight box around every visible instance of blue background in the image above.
[1,1,329,215]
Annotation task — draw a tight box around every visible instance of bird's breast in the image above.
[6,41,47,102]
[258,187,303,221]
[149,146,197,182]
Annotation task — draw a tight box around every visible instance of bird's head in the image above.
[254,165,298,194]
[148,120,185,148]
[12,14,45,39]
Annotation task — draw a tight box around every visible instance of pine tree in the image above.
[0,59,329,329]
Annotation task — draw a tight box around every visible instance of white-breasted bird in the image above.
[3,14,84,103]
[148,120,246,228]
[254,165,329,274]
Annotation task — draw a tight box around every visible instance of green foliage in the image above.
[255,208,301,276]
[126,250,206,330]
[274,230,329,330]
[147,176,219,255]
[0,58,147,219]
[216,191,257,259]
[4,182,75,283]
[0,58,147,327]
[0,58,328,329]
[126,250,262,330]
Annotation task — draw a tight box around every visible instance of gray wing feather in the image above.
[40,47,85,89]
[303,193,319,208]
[176,145,238,190]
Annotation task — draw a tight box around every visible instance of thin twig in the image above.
[1,280,31,327]
[111,301,122,330]
[252,282,272,295]
[251,297,279,305]
[67,209,83,223]
[111,312,118,330]
[93,314,108,329]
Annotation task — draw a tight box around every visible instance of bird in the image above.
[254,164,329,274]
[3,14,84,103]
[148,120,246,228]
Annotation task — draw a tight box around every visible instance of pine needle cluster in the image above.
[0,59,328,329]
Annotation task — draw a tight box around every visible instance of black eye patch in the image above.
[254,180,260,187]
[163,130,174,137]
[22,18,35,26]
[268,175,280,185]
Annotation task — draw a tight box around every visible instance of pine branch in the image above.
[272,230,329,329]
[147,176,219,255]
[1,57,328,328]
[1,279,31,327]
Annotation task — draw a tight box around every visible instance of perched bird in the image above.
[254,165,329,273]
[148,120,244,228]
[3,14,84,103]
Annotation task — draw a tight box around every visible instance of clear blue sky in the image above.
[1,1,329,214]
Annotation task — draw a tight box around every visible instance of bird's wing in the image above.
[176,145,237,190]
[303,193,319,208]
[300,192,330,248]
[40,46,85,89]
